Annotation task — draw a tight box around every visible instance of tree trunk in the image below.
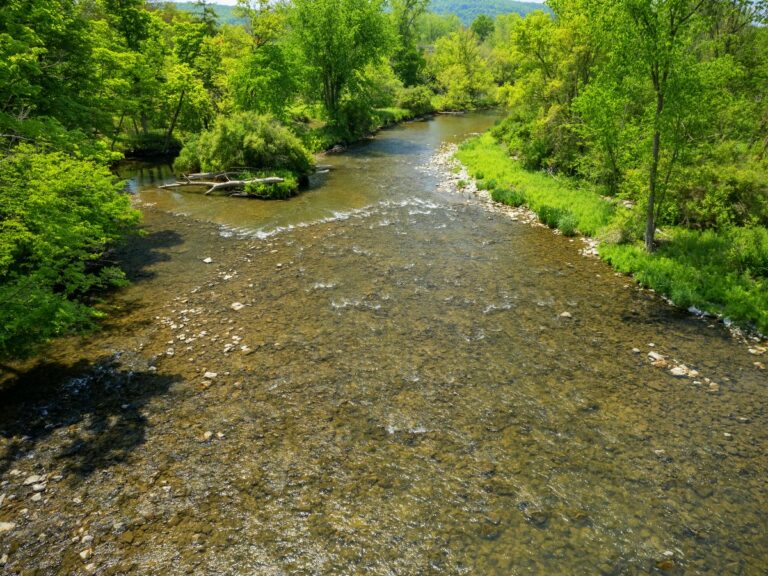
[111,111,126,151]
[645,91,664,253]
[164,89,186,154]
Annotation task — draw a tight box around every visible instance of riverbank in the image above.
[454,133,768,340]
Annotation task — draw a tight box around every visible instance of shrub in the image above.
[396,86,436,117]
[492,187,526,207]
[244,170,300,200]
[538,205,566,229]
[557,212,578,237]
[0,146,140,358]
[174,112,314,176]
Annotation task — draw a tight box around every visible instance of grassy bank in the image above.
[456,134,768,335]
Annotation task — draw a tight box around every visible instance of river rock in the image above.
[31,493,42,502]
[23,475,44,486]
[230,302,245,311]
[0,493,5,508]
[79,548,93,561]
[648,351,665,362]
[203,372,217,380]
[0,554,7,565]
[203,257,213,264]
[31,483,46,492]
[0,522,15,533]
[559,311,572,319]
[669,366,688,378]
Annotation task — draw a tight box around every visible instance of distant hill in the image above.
[157,2,246,26]
[428,0,551,24]
[165,1,550,27]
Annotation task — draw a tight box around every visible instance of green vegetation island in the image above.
[1,0,766,357]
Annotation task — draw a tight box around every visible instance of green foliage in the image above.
[174,111,314,175]
[415,12,462,44]
[491,187,526,207]
[230,43,298,118]
[471,15,496,42]
[396,86,436,116]
[601,228,768,333]
[430,29,495,111]
[0,146,140,358]
[243,170,300,199]
[458,134,614,236]
[390,0,430,85]
[288,0,394,134]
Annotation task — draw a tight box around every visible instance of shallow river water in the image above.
[1,114,767,575]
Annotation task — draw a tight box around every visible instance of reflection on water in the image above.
[1,114,766,575]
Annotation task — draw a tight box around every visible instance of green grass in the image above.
[456,134,614,236]
[457,132,768,335]
[601,229,768,333]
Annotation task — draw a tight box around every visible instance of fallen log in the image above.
[159,176,284,195]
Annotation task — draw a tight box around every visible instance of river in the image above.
[0,113,766,575]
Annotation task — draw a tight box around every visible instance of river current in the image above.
[0,114,766,575]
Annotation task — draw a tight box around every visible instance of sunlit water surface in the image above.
[1,114,766,575]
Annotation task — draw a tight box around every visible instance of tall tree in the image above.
[288,0,393,130]
[391,0,430,86]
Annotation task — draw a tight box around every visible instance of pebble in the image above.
[203,431,214,442]
[648,351,665,362]
[708,382,720,393]
[85,563,97,574]
[203,257,213,264]
[559,311,572,319]
[31,493,42,502]
[669,366,688,378]
[632,348,641,354]
[31,483,46,492]
[0,522,15,533]
[230,302,245,311]
[79,548,93,561]
[203,372,217,380]
[23,475,44,486]
[0,554,7,565]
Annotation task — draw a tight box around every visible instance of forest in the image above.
[1,0,767,359]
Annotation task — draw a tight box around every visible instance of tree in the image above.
[390,0,430,85]
[587,0,713,251]
[0,145,140,359]
[430,29,494,110]
[471,14,495,41]
[288,0,393,131]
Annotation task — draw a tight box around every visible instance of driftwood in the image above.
[160,171,284,196]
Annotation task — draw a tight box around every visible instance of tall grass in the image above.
[456,133,768,335]
[456,134,614,236]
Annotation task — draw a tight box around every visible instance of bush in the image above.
[492,187,526,207]
[0,146,140,358]
[174,112,314,176]
[396,86,436,117]
[601,228,768,334]
[244,170,300,200]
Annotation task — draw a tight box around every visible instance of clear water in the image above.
[1,114,766,575]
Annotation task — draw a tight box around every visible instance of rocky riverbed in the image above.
[1,114,766,575]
